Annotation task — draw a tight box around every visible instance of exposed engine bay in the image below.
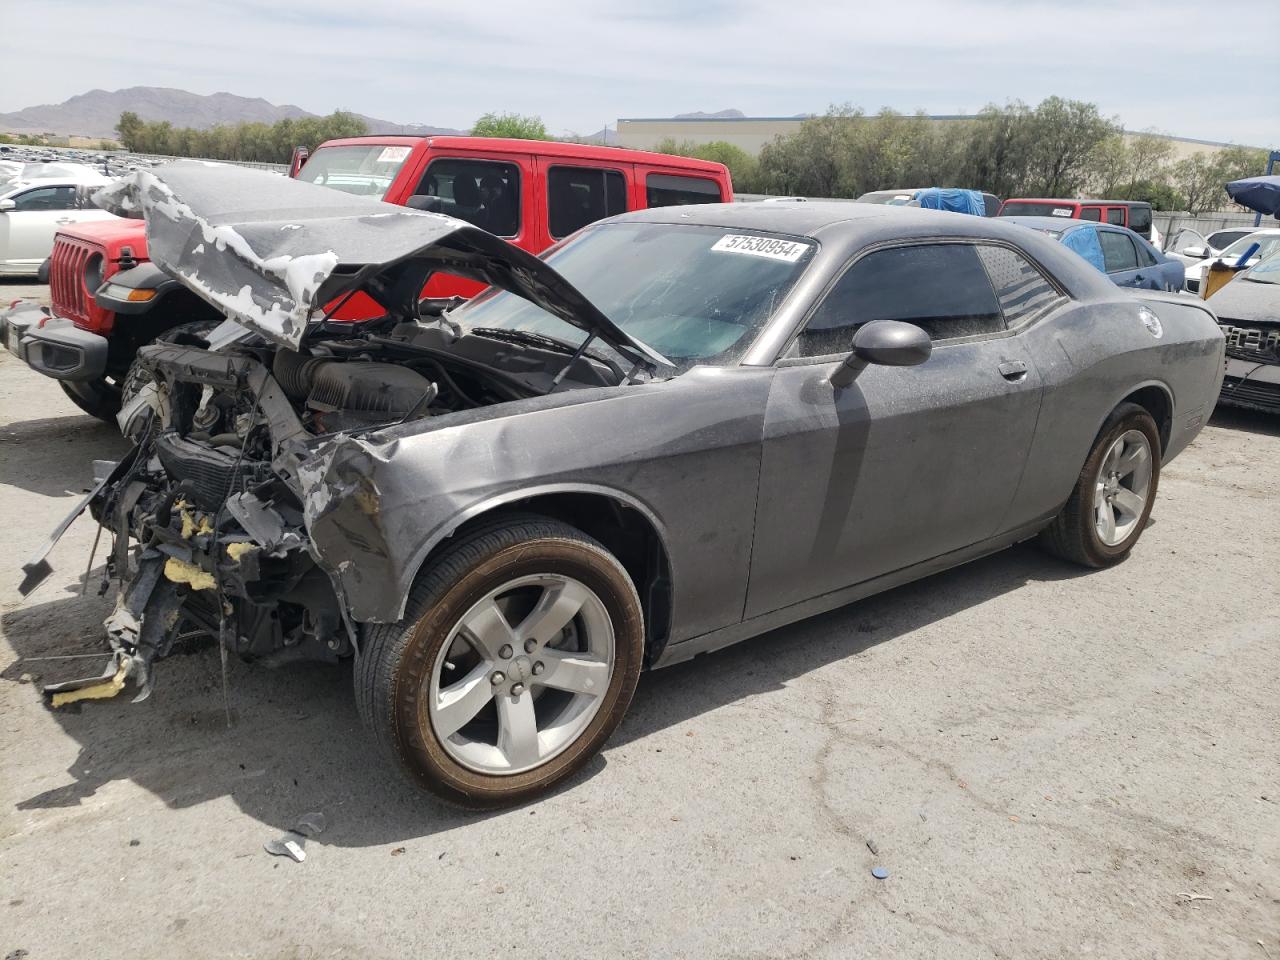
[82,303,639,700]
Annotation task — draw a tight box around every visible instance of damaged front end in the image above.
[31,161,660,705]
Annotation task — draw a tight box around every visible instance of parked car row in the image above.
[5,160,1226,807]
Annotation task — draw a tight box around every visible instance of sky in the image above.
[2,0,1277,146]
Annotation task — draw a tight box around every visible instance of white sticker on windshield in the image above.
[711,234,808,262]
[377,146,411,163]
[1050,208,1073,217]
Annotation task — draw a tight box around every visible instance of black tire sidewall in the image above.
[389,532,643,807]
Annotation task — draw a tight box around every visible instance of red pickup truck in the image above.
[2,136,732,420]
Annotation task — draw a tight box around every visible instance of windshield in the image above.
[455,222,815,369]
[1219,232,1280,262]
[1243,254,1280,284]
[296,144,411,198]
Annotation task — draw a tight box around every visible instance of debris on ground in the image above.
[1175,892,1213,902]
[391,847,405,856]
[263,811,327,863]
[866,838,880,856]
[871,866,889,880]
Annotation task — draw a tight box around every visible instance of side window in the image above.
[12,186,76,212]
[416,159,520,237]
[1134,239,1157,267]
[1128,206,1152,234]
[798,243,1003,357]
[1080,207,1102,222]
[1099,230,1139,273]
[1105,208,1126,226]
[646,173,722,208]
[547,166,627,239]
[976,246,1065,326]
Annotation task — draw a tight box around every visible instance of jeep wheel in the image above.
[357,517,644,808]
[59,377,122,423]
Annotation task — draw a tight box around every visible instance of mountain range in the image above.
[0,87,755,143]
[0,87,465,140]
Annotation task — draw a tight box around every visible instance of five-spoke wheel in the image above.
[1041,402,1162,567]
[357,517,643,808]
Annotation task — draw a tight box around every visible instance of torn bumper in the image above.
[1,300,108,382]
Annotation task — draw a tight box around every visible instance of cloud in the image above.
[1,0,1275,144]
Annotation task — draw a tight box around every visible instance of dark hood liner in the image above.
[95,162,669,366]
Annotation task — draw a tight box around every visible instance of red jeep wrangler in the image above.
[2,136,731,421]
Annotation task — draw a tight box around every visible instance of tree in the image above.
[651,137,760,192]
[108,110,368,163]
[116,111,145,151]
[1022,97,1117,196]
[1173,145,1268,214]
[471,112,549,140]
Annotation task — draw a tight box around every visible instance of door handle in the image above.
[997,360,1028,381]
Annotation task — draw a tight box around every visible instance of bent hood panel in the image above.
[94,162,667,364]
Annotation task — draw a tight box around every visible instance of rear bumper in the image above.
[1,300,108,382]
[1218,356,1280,414]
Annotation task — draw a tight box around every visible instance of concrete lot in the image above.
[1,283,1277,959]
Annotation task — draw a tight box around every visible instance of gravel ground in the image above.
[1,297,1277,959]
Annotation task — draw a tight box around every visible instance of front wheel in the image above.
[356,517,644,808]
[59,377,122,422]
[1039,402,1161,567]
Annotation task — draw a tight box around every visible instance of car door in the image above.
[744,241,1052,619]
[1098,228,1143,286]
[1165,227,1211,264]
[2,185,77,268]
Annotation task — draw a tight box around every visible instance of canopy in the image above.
[1225,175,1280,217]
[914,188,987,217]
[1061,225,1105,273]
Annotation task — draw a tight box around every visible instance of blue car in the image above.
[1003,216,1185,292]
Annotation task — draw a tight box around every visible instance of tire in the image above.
[356,516,644,808]
[59,377,122,422]
[1039,402,1161,568]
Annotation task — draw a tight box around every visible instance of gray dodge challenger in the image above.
[27,164,1225,806]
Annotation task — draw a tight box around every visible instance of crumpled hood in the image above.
[94,162,669,365]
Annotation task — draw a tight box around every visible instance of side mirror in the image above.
[0,198,15,212]
[830,320,932,389]
[406,195,443,212]
[1182,245,1207,259]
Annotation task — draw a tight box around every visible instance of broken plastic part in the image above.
[48,661,129,708]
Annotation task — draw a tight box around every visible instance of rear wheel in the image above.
[356,517,644,808]
[1039,402,1160,567]
[59,377,121,423]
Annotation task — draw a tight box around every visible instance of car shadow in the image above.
[1209,404,1280,438]
[3,539,1087,847]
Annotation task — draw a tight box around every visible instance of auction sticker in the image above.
[712,234,808,262]
[377,146,412,163]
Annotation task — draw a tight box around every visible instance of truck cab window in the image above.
[646,174,722,207]
[548,166,626,239]
[417,159,521,237]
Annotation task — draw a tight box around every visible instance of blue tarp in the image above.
[913,188,987,216]
[1225,175,1280,217]
[1062,225,1105,272]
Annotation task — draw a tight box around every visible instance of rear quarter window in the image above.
[976,246,1066,326]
